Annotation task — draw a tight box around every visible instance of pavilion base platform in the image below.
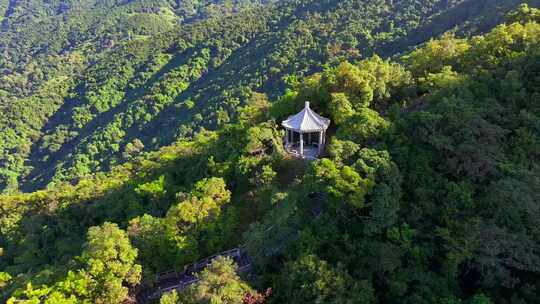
[285,144,320,160]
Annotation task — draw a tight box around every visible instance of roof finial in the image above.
[305,101,310,109]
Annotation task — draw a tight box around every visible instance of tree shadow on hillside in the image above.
[22,48,198,192]
[377,0,524,57]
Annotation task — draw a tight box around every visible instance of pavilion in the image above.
[282,102,331,160]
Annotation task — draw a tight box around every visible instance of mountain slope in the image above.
[1,0,538,194]
[2,8,540,302]
[0,0,275,192]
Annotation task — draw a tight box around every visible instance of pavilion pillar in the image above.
[318,131,324,154]
[299,131,304,156]
[285,129,289,147]
[290,130,293,145]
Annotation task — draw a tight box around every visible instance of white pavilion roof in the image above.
[282,102,330,132]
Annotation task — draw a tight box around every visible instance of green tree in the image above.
[305,159,374,209]
[161,290,180,304]
[128,214,170,274]
[165,178,233,263]
[7,223,141,303]
[328,93,355,125]
[122,138,145,160]
[506,4,540,24]
[337,108,391,144]
[273,255,374,304]
[330,62,374,107]
[79,222,142,304]
[238,92,271,126]
[353,148,402,232]
[404,33,470,77]
[327,139,360,166]
[0,272,11,290]
[179,256,252,304]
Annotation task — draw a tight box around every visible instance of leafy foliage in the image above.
[179,256,252,304]
[7,222,141,303]
[0,0,527,194]
[2,3,540,304]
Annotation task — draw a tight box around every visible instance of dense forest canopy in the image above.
[1,1,540,304]
[0,0,535,194]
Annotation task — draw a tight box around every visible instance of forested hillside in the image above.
[1,0,536,193]
[1,4,540,303]
[0,0,275,192]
